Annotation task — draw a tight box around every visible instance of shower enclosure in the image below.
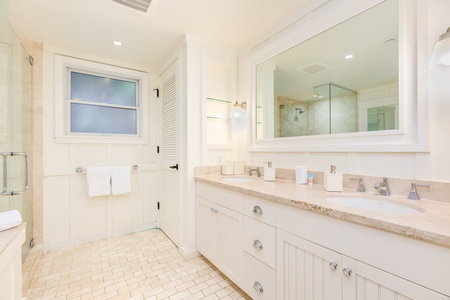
[1,2,34,260]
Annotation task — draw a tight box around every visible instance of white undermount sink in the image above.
[326,196,423,215]
[221,177,258,183]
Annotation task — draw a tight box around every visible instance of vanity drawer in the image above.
[243,216,276,269]
[242,252,276,300]
[196,182,243,213]
[244,195,277,226]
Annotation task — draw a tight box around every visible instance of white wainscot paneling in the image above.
[70,144,108,166]
[71,174,107,238]
[44,176,71,246]
[357,153,416,178]
[110,145,140,165]
[45,143,70,169]
[111,173,138,230]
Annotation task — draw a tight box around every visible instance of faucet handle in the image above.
[407,183,430,200]
[350,177,365,192]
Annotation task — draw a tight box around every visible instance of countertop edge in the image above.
[195,176,450,249]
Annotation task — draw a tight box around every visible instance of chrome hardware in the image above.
[407,183,430,200]
[343,268,352,277]
[1,152,29,196]
[329,262,338,270]
[374,177,391,196]
[253,239,263,250]
[350,177,365,192]
[75,164,139,173]
[210,208,218,214]
[253,281,264,293]
[247,167,261,177]
[252,205,263,215]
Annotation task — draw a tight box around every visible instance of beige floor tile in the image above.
[24,229,249,300]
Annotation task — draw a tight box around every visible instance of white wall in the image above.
[42,46,159,251]
[235,0,450,183]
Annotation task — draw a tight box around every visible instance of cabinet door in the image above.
[342,256,448,300]
[217,204,243,284]
[277,229,342,300]
[196,197,219,263]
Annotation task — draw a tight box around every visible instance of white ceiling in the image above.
[10,0,315,71]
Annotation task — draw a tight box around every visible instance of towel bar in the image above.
[76,165,138,173]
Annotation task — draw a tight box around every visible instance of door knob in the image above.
[169,164,178,170]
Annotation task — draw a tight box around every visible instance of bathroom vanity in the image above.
[195,175,450,299]
[0,223,26,300]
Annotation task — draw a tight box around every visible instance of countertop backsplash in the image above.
[194,166,450,204]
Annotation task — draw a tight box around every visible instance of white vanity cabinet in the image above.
[196,182,243,284]
[195,180,450,299]
[277,203,450,300]
[241,195,277,299]
[277,229,447,300]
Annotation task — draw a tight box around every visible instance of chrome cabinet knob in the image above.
[252,205,263,215]
[343,268,352,277]
[210,208,218,214]
[329,262,338,270]
[253,239,263,250]
[253,281,264,293]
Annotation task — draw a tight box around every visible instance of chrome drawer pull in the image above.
[210,208,218,214]
[329,262,338,270]
[343,268,352,277]
[253,239,263,250]
[252,205,263,215]
[253,281,264,293]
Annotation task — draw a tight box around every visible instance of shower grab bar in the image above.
[1,152,29,196]
[75,164,139,173]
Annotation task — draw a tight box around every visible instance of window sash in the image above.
[67,68,140,136]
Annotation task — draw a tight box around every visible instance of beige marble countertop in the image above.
[0,223,26,256]
[195,175,450,249]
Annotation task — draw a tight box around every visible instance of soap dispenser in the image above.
[264,161,276,182]
[323,165,343,192]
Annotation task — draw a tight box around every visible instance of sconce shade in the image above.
[430,27,450,71]
[230,101,247,118]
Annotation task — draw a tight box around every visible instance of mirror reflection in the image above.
[256,0,398,140]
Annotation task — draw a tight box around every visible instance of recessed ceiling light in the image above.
[113,40,122,46]
[345,54,354,59]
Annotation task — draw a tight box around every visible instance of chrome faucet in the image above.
[407,183,430,200]
[247,167,261,177]
[350,177,365,192]
[374,177,391,196]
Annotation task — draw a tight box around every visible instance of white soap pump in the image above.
[264,161,276,182]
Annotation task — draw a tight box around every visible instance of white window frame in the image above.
[54,54,149,144]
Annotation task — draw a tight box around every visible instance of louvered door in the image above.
[159,62,179,246]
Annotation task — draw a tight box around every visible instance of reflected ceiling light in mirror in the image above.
[113,40,123,46]
[345,54,354,59]
[231,101,247,118]
[430,27,450,71]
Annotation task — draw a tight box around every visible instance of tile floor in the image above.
[24,229,251,300]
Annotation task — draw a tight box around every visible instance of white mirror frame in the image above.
[249,0,429,153]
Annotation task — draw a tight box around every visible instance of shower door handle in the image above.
[1,152,29,196]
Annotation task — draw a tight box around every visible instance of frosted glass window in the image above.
[68,70,139,135]
[71,103,137,134]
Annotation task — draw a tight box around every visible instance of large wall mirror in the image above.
[250,0,429,152]
[256,0,398,139]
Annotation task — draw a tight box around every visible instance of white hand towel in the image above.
[111,165,131,195]
[0,210,22,232]
[86,167,111,197]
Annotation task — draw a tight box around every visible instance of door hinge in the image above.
[157,146,160,153]
[157,202,160,210]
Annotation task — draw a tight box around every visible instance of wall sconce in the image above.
[430,27,450,71]
[230,101,247,118]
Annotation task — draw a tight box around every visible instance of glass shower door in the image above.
[0,24,33,260]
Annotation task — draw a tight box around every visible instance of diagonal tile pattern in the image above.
[25,230,251,300]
